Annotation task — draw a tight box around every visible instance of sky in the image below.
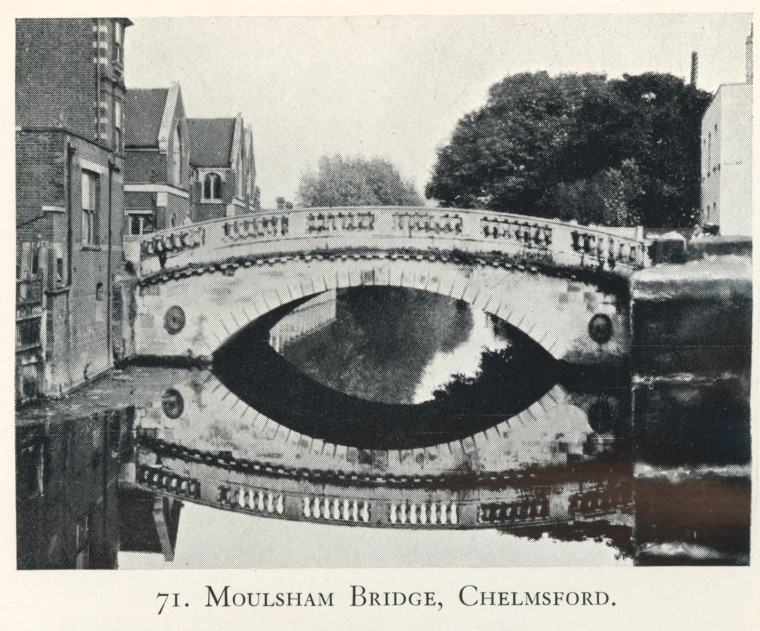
[125,14,753,208]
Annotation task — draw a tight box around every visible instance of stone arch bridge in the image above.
[130,206,648,364]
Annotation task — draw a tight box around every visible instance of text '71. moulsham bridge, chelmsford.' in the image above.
[129,205,649,366]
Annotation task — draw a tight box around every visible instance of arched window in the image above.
[170,213,177,228]
[203,172,222,200]
[171,124,182,185]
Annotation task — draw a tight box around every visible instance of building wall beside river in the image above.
[16,18,131,401]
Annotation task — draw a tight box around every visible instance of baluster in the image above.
[570,230,580,251]
[543,225,552,247]
[390,503,397,524]
[523,223,532,245]
[361,502,370,523]
[276,495,284,514]
[323,497,330,519]
[430,503,437,524]
[584,234,594,254]
[342,499,350,521]
[266,492,274,513]
[450,502,458,524]
[399,503,407,524]
[533,224,542,245]
[420,504,427,524]
[410,504,418,524]
[352,500,359,521]
[257,490,264,511]
[303,496,311,517]
[312,496,320,518]
[237,487,245,508]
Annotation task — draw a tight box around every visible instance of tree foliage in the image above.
[426,71,712,227]
[298,155,422,207]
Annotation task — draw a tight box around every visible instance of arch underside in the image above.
[193,267,569,359]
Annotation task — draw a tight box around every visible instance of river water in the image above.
[15,285,750,568]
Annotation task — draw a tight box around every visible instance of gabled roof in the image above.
[187,118,237,168]
[124,88,169,148]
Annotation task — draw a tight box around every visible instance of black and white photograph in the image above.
[11,8,753,593]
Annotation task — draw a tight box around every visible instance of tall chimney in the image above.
[690,51,698,86]
[746,24,753,84]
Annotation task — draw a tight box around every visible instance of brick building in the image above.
[123,83,191,243]
[188,115,257,221]
[16,18,132,401]
[700,27,753,236]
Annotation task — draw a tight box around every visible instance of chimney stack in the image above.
[690,51,698,86]
[746,24,753,84]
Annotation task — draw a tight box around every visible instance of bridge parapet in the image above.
[135,206,649,276]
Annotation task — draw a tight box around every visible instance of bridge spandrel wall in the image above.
[134,256,629,365]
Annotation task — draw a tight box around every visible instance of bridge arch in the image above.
[134,250,630,364]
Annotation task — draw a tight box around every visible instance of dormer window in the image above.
[203,172,222,200]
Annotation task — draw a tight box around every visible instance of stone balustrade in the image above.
[138,464,201,499]
[140,225,206,259]
[135,206,649,276]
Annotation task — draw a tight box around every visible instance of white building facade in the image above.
[700,29,753,236]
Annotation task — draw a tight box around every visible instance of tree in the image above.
[553,73,712,227]
[297,155,422,207]
[426,72,608,212]
[544,159,644,227]
[426,71,712,227]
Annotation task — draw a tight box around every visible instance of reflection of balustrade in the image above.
[138,464,201,498]
[568,486,627,516]
[570,229,644,271]
[223,214,289,241]
[306,210,375,233]
[393,211,462,236]
[141,226,205,258]
[218,484,286,515]
[481,216,552,249]
[388,500,458,526]
[478,498,550,524]
[303,496,371,523]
